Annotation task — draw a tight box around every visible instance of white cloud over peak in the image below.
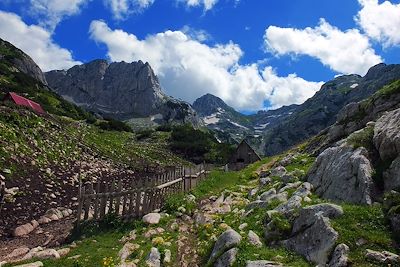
[178,0,219,11]
[104,0,155,20]
[356,0,400,47]
[0,11,81,71]
[29,0,89,31]
[264,19,382,75]
[89,20,322,110]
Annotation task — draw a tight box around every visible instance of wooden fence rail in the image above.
[76,164,212,224]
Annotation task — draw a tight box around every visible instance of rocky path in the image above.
[176,217,200,267]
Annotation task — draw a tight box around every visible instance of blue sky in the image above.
[0,0,399,111]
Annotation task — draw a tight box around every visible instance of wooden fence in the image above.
[76,164,212,224]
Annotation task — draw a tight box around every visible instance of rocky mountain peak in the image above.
[192,93,231,116]
[45,59,200,126]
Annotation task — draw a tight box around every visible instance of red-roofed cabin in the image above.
[3,92,45,114]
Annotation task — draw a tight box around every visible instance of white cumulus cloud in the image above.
[264,19,382,75]
[178,0,219,11]
[29,0,89,31]
[104,0,155,20]
[89,20,322,110]
[0,11,81,71]
[356,0,400,47]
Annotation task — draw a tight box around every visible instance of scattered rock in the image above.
[271,166,286,177]
[5,246,30,260]
[246,260,283,267]
[146,247,161,267]
[278,181,302,193]
[56,248,71,258]
[328,243,350,267]
[365,249,400,265]
[239,223,248,230]
[248,230,262,247]
[281,174,296,184]
[34,249,60,260]
[119,243,139,262]
[214,248,238,267]
[13,222,35,237]
[142,213,161,225]
[292,182,313,198]
[208,229,242,264]
[259,177,272,187]
[356,238,367,246]
[259,188,276,201]
[163,249,171,264]
[120,230,137,243]
[248,188,259,198]
[307,145,374,204]
[274,195,302,215]
[13,262,43,267]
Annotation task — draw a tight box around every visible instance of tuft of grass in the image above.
[332,203,396,266]
[346,126,374,151]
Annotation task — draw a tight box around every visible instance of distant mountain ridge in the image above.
[45,59,201,127]
[192,63,400,155]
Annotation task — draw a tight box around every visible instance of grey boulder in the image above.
[283,215,338,265]
[214,248,238,267]
[307,145,374,204]
[209,229,242,264]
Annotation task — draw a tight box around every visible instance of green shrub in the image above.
[98,119,132,132]
[135,129,154,140]
[163,192,196,215]
[156,124,173,132]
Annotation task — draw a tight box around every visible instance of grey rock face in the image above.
[209,229,241,264]
[307,145,374,204]
[292,203,343,234]
[384,156,400,191]
[0,39,47,85]
[328,243,350,267]
[374,108,400,162]
[283,215,338,265]
[214,248,238,267]
[45,60,200,125]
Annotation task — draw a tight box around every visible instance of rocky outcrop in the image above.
[307,145,374,204]
[0,38,47,85]
[373,108,400,162]
[45,60,201,125]
[283,204,343,265]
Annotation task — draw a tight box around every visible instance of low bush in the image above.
[135,129,154,140]
[98,119,132,132]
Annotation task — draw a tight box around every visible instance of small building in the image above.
[227,140,261,171]
[3,92,45,114]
